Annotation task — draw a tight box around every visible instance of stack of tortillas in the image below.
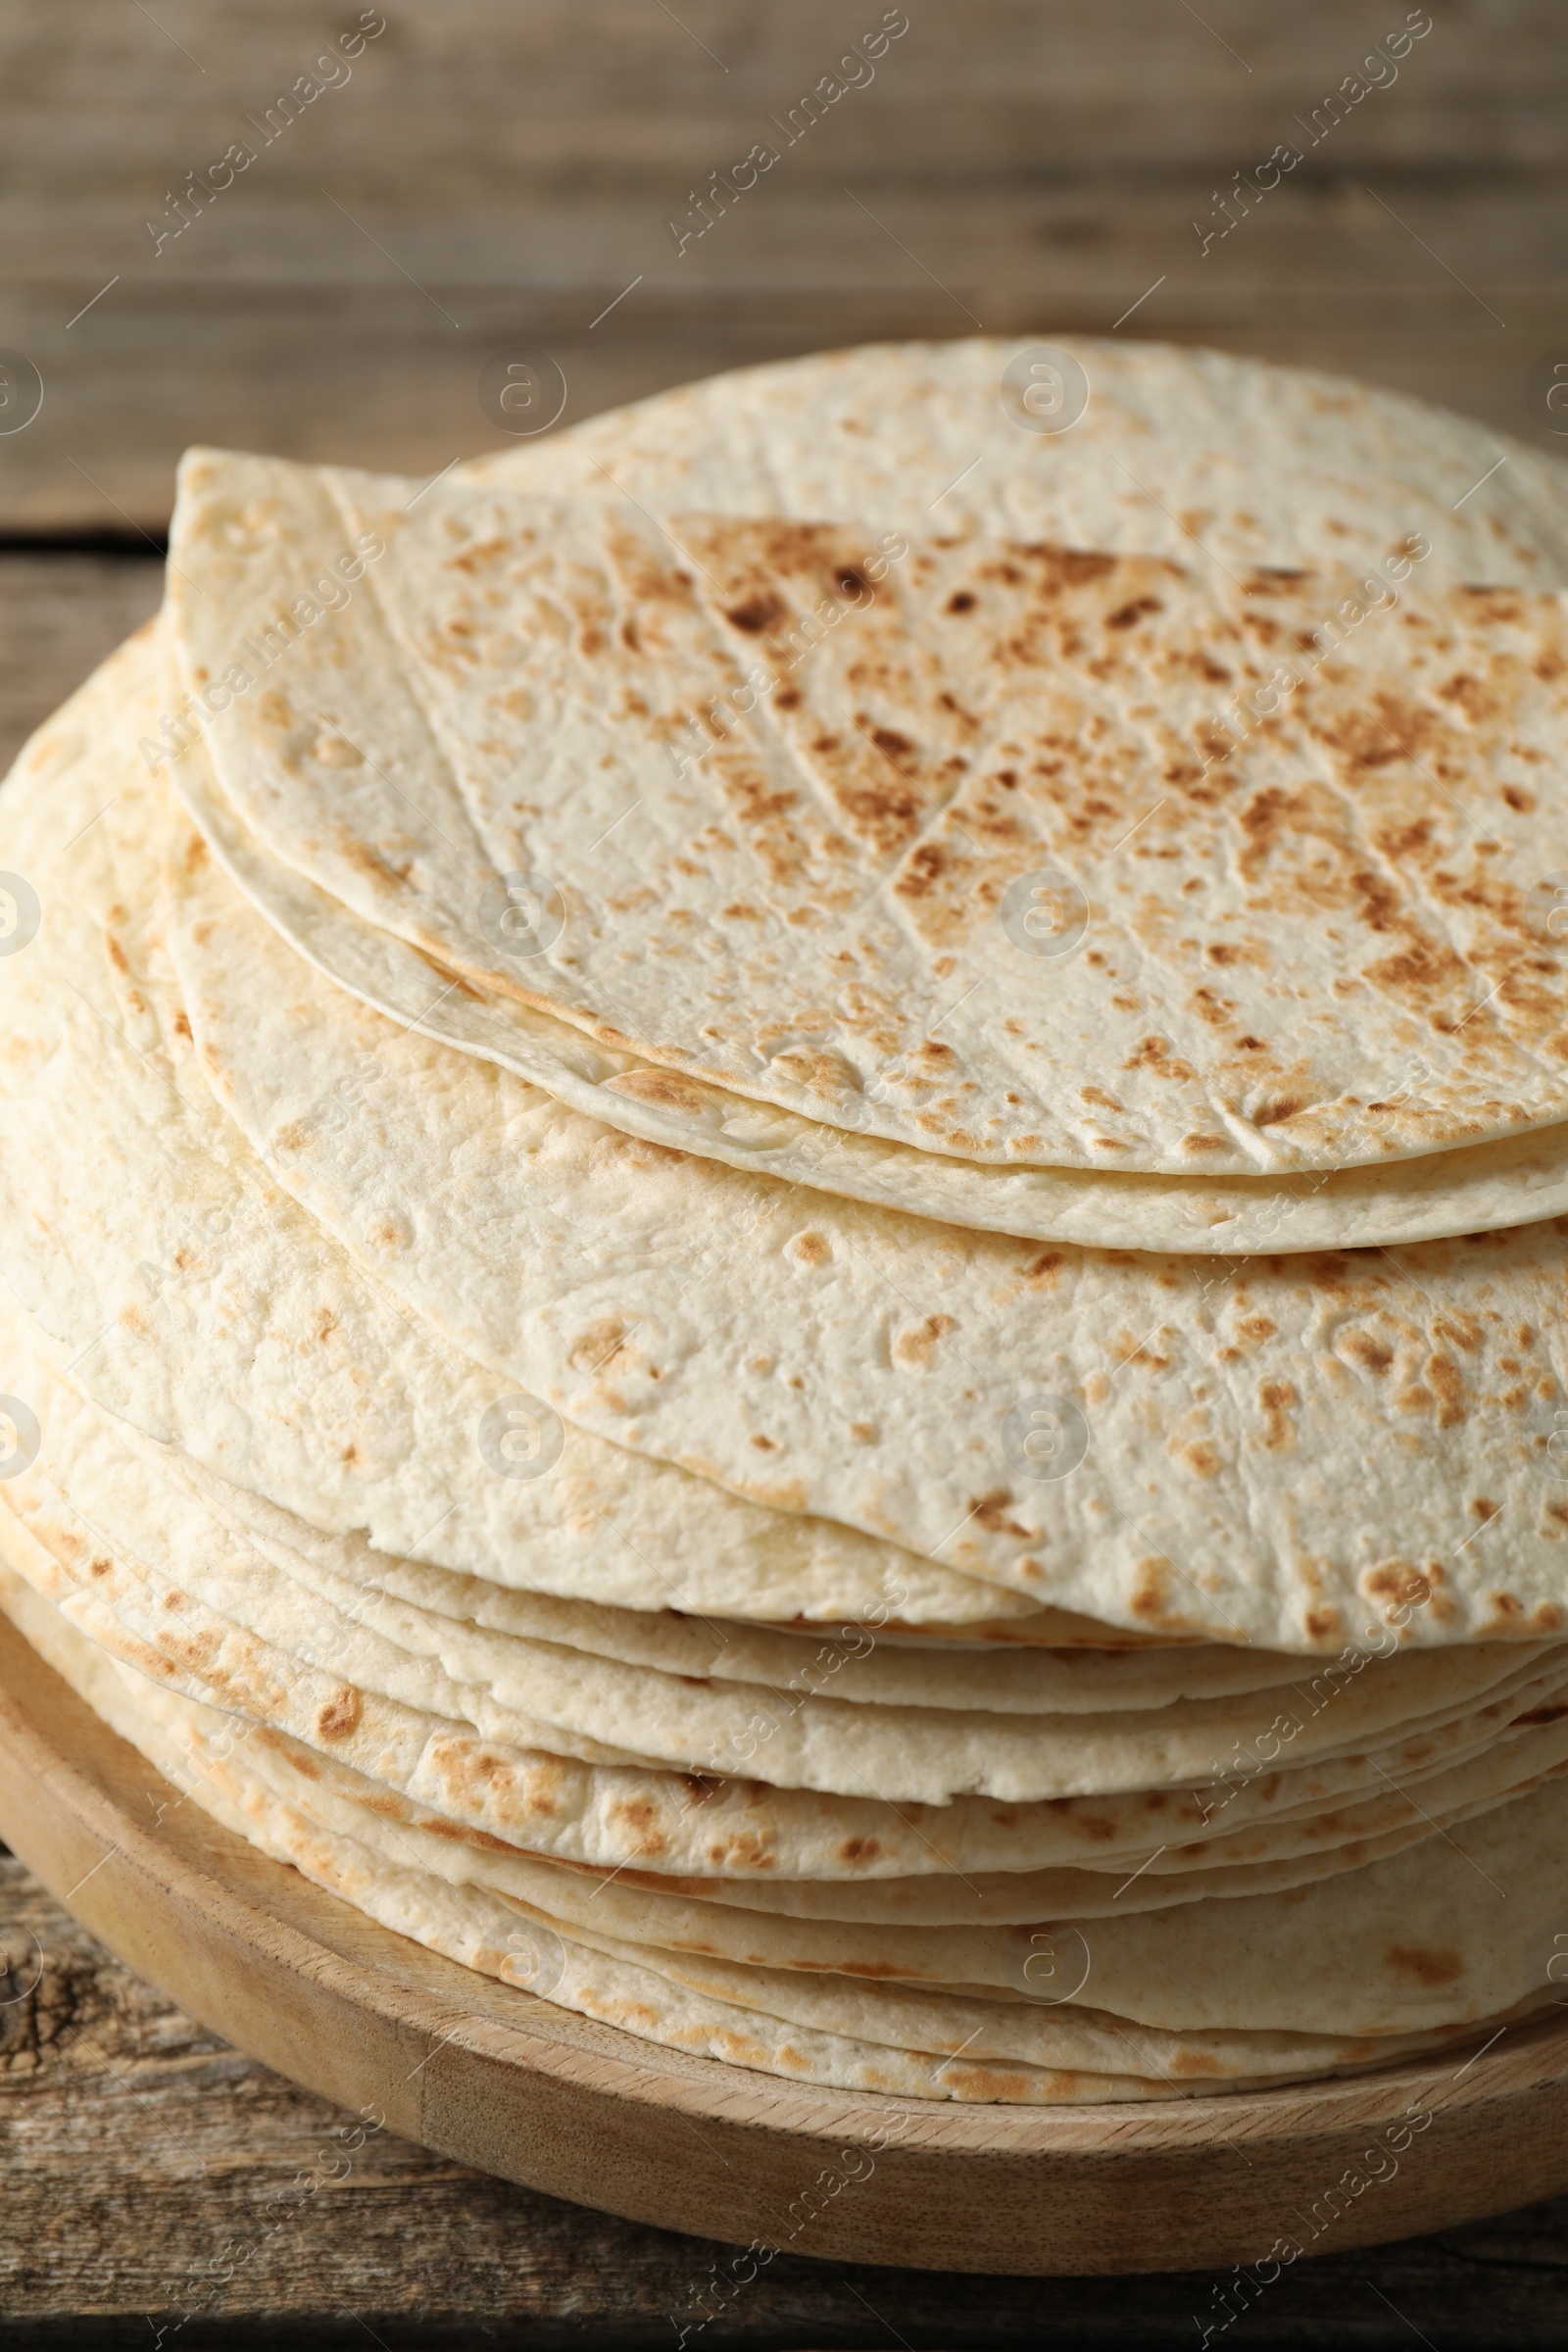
[5,336,1568,2107]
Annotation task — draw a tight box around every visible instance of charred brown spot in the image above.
[725,592,786,635]
[969,1489,1032,1541]
[870,724,914,763]
[315,1687,362,1740]
[1258,1378,1298,1449]
[1385,1943,1465,1987]
[1364,1562,1432,1607]
[892,1312,956,1371]
[1427,1353,1466,1428]
[1105,595,1163,630]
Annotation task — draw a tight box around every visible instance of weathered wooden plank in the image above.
[2,1,1564,192]
[0,556,163,772]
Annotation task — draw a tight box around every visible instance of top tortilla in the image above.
[166,445,1568,1175]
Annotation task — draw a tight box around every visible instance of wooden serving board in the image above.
[0,1610,1565,2278]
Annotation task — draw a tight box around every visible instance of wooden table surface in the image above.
[5,556,1568,2345]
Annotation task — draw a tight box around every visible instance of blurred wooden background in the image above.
[0,0,1564,534]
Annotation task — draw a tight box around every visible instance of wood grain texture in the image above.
[0,0,1562,529]
[0,555,163,771]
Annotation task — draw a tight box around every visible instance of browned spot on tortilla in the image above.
[1106,595,1163,630]
[967,1489,1032,1542]
[836,1837,881,1865]
[338,835,412,891]
[1427,1354,1466,1427]
[315,1687,361,1740]
[608,1067,710,1113]
[1364,1562,1433,1608]
[892,1313,956,1371]
[567,1316,631,1374]
[1386,1943,1466,1987]
[787,1230,831,1267]
[725,592,786,635]
[1121,1034,1199,1082]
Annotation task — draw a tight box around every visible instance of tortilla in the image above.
[158,337,1568,1247]
[166,450,1568,1179]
